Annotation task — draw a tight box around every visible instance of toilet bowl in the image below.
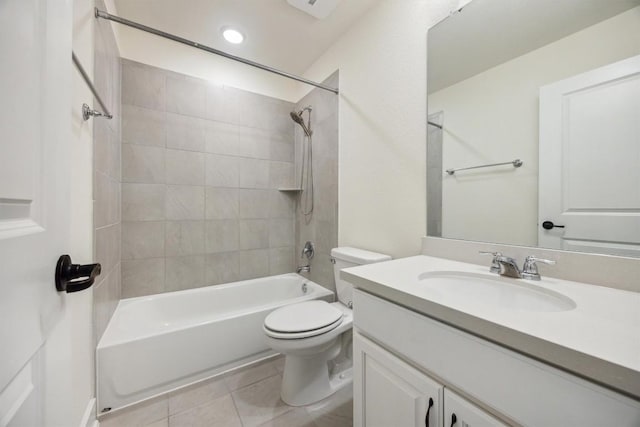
[263,247,391,406]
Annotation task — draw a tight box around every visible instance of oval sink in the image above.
[417,271,576,312]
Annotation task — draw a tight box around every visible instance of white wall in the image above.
[296,0,465,258]
[429,7,640,247]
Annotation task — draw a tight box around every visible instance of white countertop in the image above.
[342,255,640,400]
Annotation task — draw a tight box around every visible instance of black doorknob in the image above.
[55,255,101,293]
[542,221,565,230]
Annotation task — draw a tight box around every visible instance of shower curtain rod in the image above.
[94,8,339,95]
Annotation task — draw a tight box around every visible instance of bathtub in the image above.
[96,273,333,413]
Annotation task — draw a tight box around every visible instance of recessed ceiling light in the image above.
[222,27,244,44]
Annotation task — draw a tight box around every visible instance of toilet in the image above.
[263,247,391,406]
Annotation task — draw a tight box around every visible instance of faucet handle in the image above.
[301,241,315,260]
[479,251,502,274]
[522,256,556,280]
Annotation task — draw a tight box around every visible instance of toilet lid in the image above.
[264,300,343,334]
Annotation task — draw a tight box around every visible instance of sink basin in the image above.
[417,271,576,312]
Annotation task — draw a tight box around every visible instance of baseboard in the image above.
[79,398,97,427]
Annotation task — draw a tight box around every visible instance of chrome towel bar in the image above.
[446,159,523,175]
[72,52,113,120]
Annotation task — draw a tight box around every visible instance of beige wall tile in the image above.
[122,258,166,298]
[269,219,294,248]
[166,112,206,152]
[122,104,166,147]
[122,183,165,221]
[165,149,205,185]
[205,252,240,285]
[122,221,165,259]
[239,158,270,189]
[205,120,240,156]
[165,221,205,256]
[165,255,206,292]
[269,191,294,219]
[122,144,165,184]
[205,187,239,219]
[239,220,269,250]
[269,247,294,276]
[237,249,269,280]
[205,220,239,253]
[166,75,206,118]
[206,154,240,187]
[122,60,166,111]
[239,189,270,219]
[165,185,205,220]
[268,161,294,189]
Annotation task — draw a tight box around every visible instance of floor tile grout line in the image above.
[229,390,246,427]
[226,369,281,394]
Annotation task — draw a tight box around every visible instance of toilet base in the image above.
[280,342,353,406]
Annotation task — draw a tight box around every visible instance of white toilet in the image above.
[263,247,391,406]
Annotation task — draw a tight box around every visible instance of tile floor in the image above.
[99,356,353,427]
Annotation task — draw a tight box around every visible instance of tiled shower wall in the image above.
[93,0,122,342]
[295,72,339,291]
[120,60,297,298]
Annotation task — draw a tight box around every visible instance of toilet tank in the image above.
[331,247,391,307]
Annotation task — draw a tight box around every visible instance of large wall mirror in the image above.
[427,0,640,257]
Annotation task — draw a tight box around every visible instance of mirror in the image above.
[427,0,640,257]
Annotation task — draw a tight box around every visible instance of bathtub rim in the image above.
[98,273,333,348]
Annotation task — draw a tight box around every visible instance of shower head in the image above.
[290,107,312,137]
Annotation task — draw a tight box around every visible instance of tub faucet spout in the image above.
[297,264,310,273]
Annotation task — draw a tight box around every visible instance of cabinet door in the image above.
[354,331,442,427]
[444,389,509,427]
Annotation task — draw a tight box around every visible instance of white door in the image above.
[0,0,73,425]
[539,55,640,257]
[354,332,443,427]
[444,389,509,427]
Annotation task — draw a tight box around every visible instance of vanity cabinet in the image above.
[354,332,443,427]
[354,331,507,427]
[444,389,508,427]
[352,289,640,427]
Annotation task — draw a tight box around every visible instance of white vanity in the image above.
[343,256,640,426]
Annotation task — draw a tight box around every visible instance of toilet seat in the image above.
[264,300,343,339]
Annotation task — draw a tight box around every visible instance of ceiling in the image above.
[111,0,381,75]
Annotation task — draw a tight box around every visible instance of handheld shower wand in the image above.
[290,106,314,216]
[290,107,312,137]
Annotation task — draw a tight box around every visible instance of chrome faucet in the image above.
[521,256,556,280]
[479,251,502,274]
[297,241,314,274]
[495,255,522,279]
[480,251,556,280]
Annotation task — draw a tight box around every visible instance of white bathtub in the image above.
[96,273,333,413]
